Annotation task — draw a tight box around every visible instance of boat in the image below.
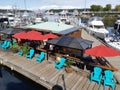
[58,17,70,25]
[0,17,9,29]
[34,12,44,24]
[104,18,120,51]
[105,34,120,51]
[6,12,15,27]
[85,17,109,39]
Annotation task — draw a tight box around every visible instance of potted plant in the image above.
[10,44,19,53]
[65,59,73,73]
[20,44,30,55]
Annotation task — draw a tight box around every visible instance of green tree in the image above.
[115,5,120,11]
[90,5,103,11]
[103,15,116,27]
[104,4,111,11]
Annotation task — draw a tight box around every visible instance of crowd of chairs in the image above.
[90,67,117,90]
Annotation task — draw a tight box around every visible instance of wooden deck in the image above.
[0,49,120,90]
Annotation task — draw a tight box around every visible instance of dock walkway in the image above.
[81,29,120,84]
[0,49,120,90]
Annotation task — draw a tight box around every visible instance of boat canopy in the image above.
[90,21,104,26]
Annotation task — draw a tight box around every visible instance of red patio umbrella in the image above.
[43,33,58,40]
[26,30,44,40]
[84,44,120,57]
[12,32,27,39]
[27,30,42,35]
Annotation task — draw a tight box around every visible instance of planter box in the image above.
[65,67,73,73]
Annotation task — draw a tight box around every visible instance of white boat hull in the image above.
[86,27,108,39]
[105,37,120,51]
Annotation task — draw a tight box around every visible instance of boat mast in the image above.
[24,0,27,10]
[84,0,86,11]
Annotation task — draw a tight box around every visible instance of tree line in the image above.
[47,4,120,13]
[90,4,120,11]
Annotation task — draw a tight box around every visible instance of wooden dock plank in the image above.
[38,65,55,81]
[98,84,104,90]
[64,72,79,89]
[82,78,91,90]
[34,64,50,75]
[115,84,120,90]
[8,58,34,67]
[76,77,88,90]
[40,65,59,82]
[29,61,48,72]
[71,76,84,90]
[52,71,75,87]
[105,86,111,90]
[49,69,66,84]
[14,60,38,69]
[93,82,99,90]
[45,68,58,81]
[87,81,96,90]
[68,73,83,89]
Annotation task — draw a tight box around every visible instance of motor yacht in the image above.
[104,19,120,51]
[6,13,15,27]
[86,17,109,39]
[58,17,70,25]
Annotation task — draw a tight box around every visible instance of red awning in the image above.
[27,30,42,35]
[12,32,27,39]
[43,33,58,40]
[84,44,120,57]
[26,30,44,40]
[12,31,58,41]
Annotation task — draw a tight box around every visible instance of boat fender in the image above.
[0,60,3,64]
[10,66,14,70]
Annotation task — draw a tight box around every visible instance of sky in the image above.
[0,0,119,10]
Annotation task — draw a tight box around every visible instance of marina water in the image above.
[0,66,47,90]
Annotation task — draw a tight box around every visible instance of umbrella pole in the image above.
[84,65,87,71]
[10,35,13,45]
[46,51,48,61]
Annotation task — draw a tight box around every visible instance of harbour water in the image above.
[0,66,47,90]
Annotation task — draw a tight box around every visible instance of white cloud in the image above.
[0,5,26,10]
[0,6,12,9]
[29,5,81,10]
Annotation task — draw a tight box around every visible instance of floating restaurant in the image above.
[0,22,120,90]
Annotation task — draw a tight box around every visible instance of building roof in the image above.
[47,36,93,50]
[23,22,80,34]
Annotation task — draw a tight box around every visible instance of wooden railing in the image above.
[36,47,118,71]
